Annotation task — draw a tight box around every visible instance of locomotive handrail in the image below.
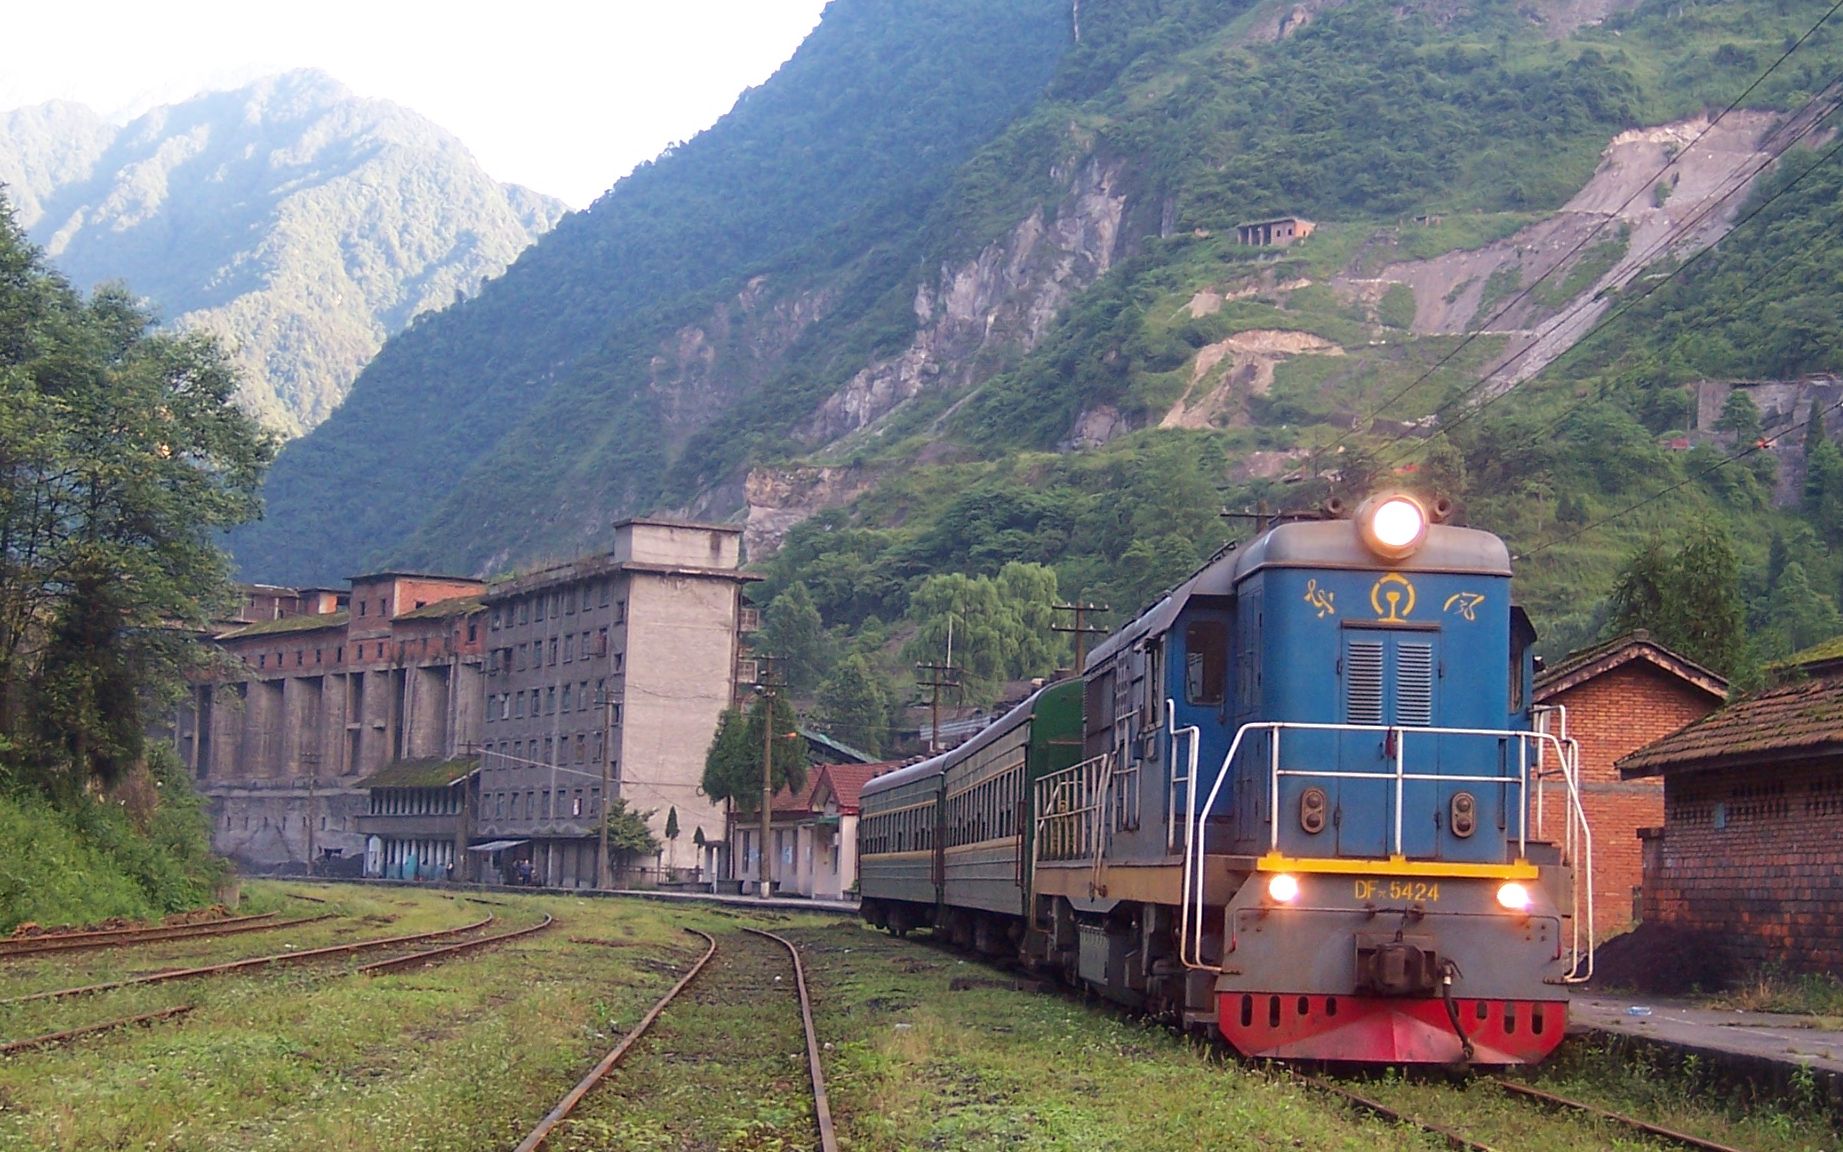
[1181,721,1588,973]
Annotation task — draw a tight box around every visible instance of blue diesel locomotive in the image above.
[859,494,1592,1065]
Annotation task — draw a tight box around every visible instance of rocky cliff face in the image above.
[0,71,565,437]
[802,154,1131,447]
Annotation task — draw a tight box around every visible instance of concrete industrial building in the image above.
[476,519,757,888]
[173,574,487,873]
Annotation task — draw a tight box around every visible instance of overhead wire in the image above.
[1385,85,1843,460]
[1321,0,1843,470]
[1514,391,1843,560]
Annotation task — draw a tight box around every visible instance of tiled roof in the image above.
[1771,633,1843,673]
[815,761,901,812]
[359,756,479,789]
[1534,629,1727,703]
[218,611,349,639]
[395,596,485,621]
[1618,677,1843,778]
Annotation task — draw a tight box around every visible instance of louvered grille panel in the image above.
[1398,643,1434,726]
[1346,641,1384,725]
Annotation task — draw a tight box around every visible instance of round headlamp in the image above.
[1356,494,1429,560]
[1267,873,1300,904]
[1496,881,1533,912]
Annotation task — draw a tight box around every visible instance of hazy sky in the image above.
[0,1,832,208]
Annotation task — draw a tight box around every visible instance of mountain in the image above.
[235,0,1843,669]
[0,71,565,436]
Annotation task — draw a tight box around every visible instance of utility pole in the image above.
[1052,600,1110,676]
[914,656,962,754]
[305,772,317,877]
[757,654,782,899]
[599,688,615,890]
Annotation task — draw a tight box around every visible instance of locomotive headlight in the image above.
[1357,494,1429,560]
[1267,873,1301,904]
[1496,881,1533,912]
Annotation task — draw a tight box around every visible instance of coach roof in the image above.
[1086,519,1511,671]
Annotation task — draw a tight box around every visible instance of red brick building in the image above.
[1534,632,1727,936]
[1619,643,1843,978]
[173,573,487,874]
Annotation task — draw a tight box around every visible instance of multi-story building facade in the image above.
[477,519,756,888]
[174,573,487,873]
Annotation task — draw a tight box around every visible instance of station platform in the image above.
[1573,993,1843,1073]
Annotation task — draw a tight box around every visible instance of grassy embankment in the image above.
[4,883,1834,1150]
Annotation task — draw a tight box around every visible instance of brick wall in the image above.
[1643,758,1843,976]
[1541,663,1721,935]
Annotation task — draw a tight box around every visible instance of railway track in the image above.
[357,913,555,975]
[0,912,497,1005]
[513,925,837,1152]
[1298,1072,1757,1152]
[0,912,334,958]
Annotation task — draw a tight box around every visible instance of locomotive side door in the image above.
[1336,627,1440,859]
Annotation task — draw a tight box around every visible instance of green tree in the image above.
[699,697,808,811]
[816,652,894,756]
[1755,561,1843,663]
[0,202,272,799]
[1714,390,1762,444]
[1606,526,1748,678]
[603,796,659,876]
[1804,437,1843,546]
[902,563,1067,706]
[758,582,828,694]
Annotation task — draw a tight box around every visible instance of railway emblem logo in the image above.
[1303,579,1337,618]
[1369,573,1416,622]
[1442,592,1485,621]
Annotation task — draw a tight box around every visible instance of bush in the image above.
[0,748,225,933]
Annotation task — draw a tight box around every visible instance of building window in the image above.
[500,695,510,720]
[336,646,343,661]
[491,608,502,630]
[359,601,367,617]
[564,634,574,663]
[611,653,624,674]
[546,686,557,715]
[515,693,526,719]
[561,684,573,712]
[572,793,583,817]
[467,620,478,643]
[535,595,545,623]
[614,599,626,623]
[517,600,528,625]
[296,650,304,667]
[516,644,528,671]
[566,590,576,615]
[542,790,551,818]
[612,703,623,726]
[379,597,389,616]
[575,734,586,763]
[258,654,266,668]
[543,737,554,763]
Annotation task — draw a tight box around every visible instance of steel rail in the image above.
[0,913,333,959]
[0,913,496,1005]
[1,911,276,951]
[742,926,840,1152]
[357,914,555,975]
[0,1005,197,1055]
[1294,1073,1502,1152]
[1494,1079,1755,1152]
[512,927,719,1152]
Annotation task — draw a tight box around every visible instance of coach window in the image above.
[1184,620,1228,706]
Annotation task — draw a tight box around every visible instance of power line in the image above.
[1391,87,1843,459]
[1331,0,1843,464]
[1516,392,1843,560]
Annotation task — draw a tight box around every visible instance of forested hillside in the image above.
[238,0,1843,709]
[0,71,564,435]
